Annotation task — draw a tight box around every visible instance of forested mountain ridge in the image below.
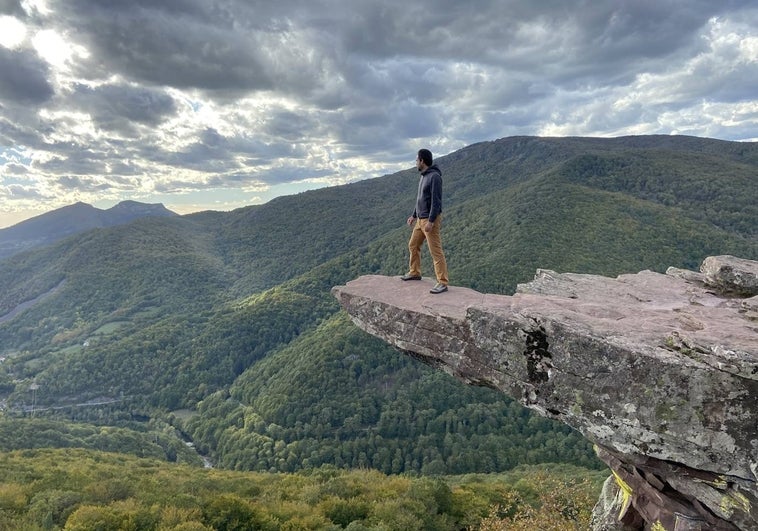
[0,135,755,476]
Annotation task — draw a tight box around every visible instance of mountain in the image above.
[0,200,177,260]
[0,135,755,476]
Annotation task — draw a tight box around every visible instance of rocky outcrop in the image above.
[332,256,758,530]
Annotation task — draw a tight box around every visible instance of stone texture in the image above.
[331,256,758,531]
[700,255,758,297]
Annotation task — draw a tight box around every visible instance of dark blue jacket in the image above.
[412,164,442,222]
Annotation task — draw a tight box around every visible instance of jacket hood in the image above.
[423,164,441,176]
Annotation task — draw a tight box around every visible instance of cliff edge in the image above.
[332,256,758,531]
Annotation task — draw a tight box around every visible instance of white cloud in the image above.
[0,16,27,49]
[32,29,70,68]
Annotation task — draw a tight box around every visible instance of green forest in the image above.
[0,135,756,528]
[0,448,607,530]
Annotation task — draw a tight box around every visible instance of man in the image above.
[401,148,449,294]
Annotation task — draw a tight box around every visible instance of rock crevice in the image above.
[332,256,758,531]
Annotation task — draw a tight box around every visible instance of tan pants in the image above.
[408,215,448,285]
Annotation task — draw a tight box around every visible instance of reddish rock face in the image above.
[332,256,758,531]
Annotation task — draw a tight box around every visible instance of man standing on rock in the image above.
[401,148,449,294]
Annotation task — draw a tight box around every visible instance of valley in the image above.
[0,134,755,501]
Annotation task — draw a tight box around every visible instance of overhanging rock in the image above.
[332,255,758,531]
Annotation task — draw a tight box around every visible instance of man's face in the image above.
[416,157,424,172]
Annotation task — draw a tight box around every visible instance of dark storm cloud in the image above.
[69,83,178,132]
[337,1,716,74]
[0,47,54,104]
[330,0,758,123]
[41,0,758,113]
[6,183,43,199]
[56,175,112,192]
[156,127,292,172]
[262,109,322,142]
[0,117,43,148]
[0,0,24,17]
[2,163,27,175]
[38,149,108,176]
[57,0,292,93]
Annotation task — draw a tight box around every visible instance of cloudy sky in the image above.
[1,0,756,228]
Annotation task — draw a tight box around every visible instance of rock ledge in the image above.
[332,256,758,531]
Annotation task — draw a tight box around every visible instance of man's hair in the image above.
[417,149,433,166]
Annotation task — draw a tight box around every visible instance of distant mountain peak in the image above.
[108,200,170,210]
[0,200,178,260]
[61,201,97,211]
[105,201,176,220]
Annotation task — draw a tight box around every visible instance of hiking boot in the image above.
[400,274,422,281]
[429,283,448,294]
